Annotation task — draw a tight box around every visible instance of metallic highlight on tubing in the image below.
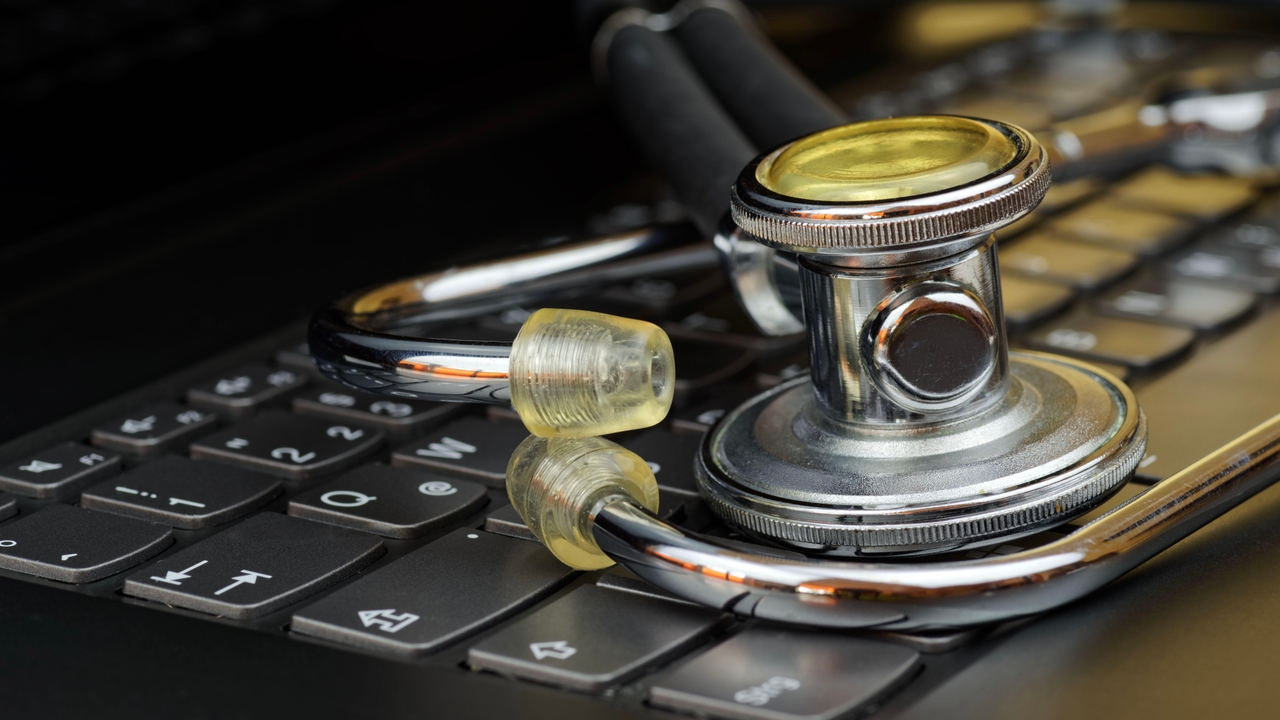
[307,225,710,405]
[711,214,804,337]
[590,412,1280,631]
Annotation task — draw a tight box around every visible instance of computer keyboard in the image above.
[4,22,1280,720]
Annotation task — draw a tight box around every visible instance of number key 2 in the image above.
[190,411,384,481]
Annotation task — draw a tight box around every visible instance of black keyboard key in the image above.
[1001,275,1076,331]
[80,456,281,529]
[1110,167,1257,221]
[754,355,809,389]
[671,339,755,398]
[1092,271,1256,331]
[390,418,527,487]
[999,234,1138,291]
[0,505,173,583]
[291,529,576,655]
[287,464,488,539]
[1207,221,1280,252]
[293,384,462,433]
[1037,176,1104,213]
[123,513,384,619]
[663,293,805,355]
[91,402,218,456]
[186,362,308,418]
[468,585,727,692]
[670,388,761,436]
[483,504,537,541]
[0,442,121,499]
[649,627,920,720]
[0,493,16,523]
[190,411,384,481]
[274,342,316,373]
[1024,311,1195,369]
[617,430,702,498]
[1046,200,1196,255]
[596,569,704,607]
[1163,244,1280,294]
[598,270,725,314]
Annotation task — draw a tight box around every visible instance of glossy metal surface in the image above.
[800,238,1007,424]
[711,214,804,337]
[861,281,999,414]
[309,225,710,403]
[698,353,1144,555]
[595,411,1280,630]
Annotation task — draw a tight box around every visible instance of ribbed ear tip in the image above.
[510,308,675,438]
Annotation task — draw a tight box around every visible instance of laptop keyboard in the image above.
[4,29,1280,720]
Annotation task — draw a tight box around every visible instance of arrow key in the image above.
[0,505,173,583]
[468,585,728,692]
[80,456,281,529]
[123,513,383,619]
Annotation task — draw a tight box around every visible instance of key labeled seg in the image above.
[649,627,920,720]
[191,411,384,481]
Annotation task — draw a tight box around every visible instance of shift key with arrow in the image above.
[123,513,383,619]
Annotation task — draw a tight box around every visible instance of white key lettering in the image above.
[271,447,316,464]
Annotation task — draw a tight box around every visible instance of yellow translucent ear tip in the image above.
[508,308,675,438]
[506,435,661,570]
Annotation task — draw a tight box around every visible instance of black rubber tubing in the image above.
[675,6,846,150]
[608,23,757,237]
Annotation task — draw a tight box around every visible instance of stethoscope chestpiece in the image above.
[700,115,1147,556]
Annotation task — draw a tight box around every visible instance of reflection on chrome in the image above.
[592,412,1280,630]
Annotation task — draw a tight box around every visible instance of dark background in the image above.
[0,0,899,444]
[0,1,641,443]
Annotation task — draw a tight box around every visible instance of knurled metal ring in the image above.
[730,117,1050,254]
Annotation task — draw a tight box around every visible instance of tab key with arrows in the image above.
[123,513,383,619]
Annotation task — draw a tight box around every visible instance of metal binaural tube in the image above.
[591,411,1280,630]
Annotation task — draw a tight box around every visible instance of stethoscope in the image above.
[308,1,1280,631]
